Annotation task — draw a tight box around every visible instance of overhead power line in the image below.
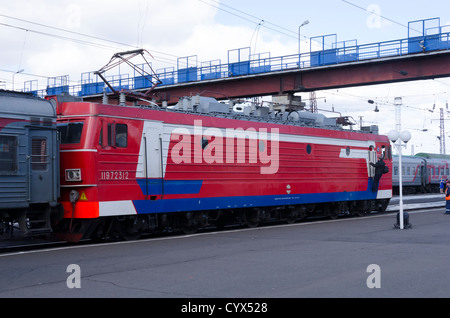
[197,0,309,41]
[208,0,298,36]
[0,22,120,51]
[0,13,135,49]
[0,13,182,64]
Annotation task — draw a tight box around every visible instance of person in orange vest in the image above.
[445,180,450,215]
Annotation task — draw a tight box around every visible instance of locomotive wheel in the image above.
[326,207,339,219]
[321,205,336,219]
[120,230,140,241]
[181,224,199,235]
[118,216,145,241]
[181,212,201,234]
[246,220,259,228]
[285,216,296,224]
[353,210,366,217]
[244,210,260,228]
[283,208,298,224]
[350,201,370,217]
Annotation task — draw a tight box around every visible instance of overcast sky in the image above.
[1,0,450,154]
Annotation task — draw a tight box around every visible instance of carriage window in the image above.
[31,138,48,170]
[0,135,17,173]
[58,121,84,144]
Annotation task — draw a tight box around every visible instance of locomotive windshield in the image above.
[57,121,84,144]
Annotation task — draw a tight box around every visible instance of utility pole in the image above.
[310,91,317,113]
[394,97,402,132]
[440,108,446,154]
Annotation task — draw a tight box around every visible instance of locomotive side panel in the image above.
[128,119,392,215]
[56,99,392,241]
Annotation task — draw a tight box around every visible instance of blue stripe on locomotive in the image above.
[132,179,378,214]
[136,179,203,195]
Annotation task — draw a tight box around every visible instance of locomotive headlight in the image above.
[65,169,82,182]
[69,190,80,203]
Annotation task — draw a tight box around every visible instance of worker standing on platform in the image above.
[445,180,450,215]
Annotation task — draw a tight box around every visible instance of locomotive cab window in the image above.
[58,121,84,144]
[100,123,128,148]
[115,124,128,148]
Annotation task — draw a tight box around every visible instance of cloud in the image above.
[0,0,299,88]
[0,0,222,82]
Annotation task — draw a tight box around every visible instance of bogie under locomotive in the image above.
[51,94,392,241]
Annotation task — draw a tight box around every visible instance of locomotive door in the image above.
[28,129,56,204]
[142,121,164,198]
[368,148,377,177]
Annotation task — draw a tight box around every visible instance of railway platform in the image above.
[0,202,449,299]
[1,193,450,299]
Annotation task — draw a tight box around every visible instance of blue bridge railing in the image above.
[24,17,450,98]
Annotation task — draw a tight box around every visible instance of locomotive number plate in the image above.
[101,171,129,180]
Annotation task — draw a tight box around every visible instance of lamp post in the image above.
[388,129,411,229]
[298,20,310,55]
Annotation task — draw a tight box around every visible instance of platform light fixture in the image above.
[388,129,412,230]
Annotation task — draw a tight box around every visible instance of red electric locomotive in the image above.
[51,94,392,241]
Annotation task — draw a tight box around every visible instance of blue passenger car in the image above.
[392,153,450,194]
[0,91,61,236]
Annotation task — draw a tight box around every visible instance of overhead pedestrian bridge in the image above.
[24,18,450,104]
